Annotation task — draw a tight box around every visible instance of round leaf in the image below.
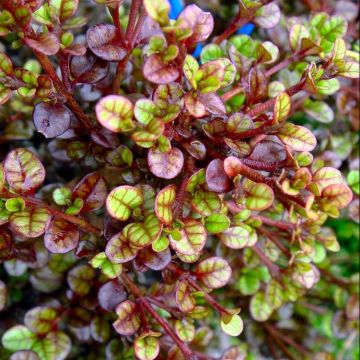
[245,183,274,211]
[148,147,184,179]
[195,257,231,289]
[134,334,160,360]
[219,226,250,249]
[105,230,138,264]
[205,214,230,234]
[113,300,141,336]
[4,148,45,193]
[220,314,243,337]
[44,219,79,253]
[155,184,176,225]
[106,185,143,221]
[250,292,273,321]
[176,280,195,313]
[278,123,317,151]
[273,92,291,123]
[96,95,135,133]
[205,159,232,193]
[10,208,51,238]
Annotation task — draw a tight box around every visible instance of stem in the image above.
[252,243,281,277]
[246,80,305,118]
[241,158,283,172]
[147,296,183,318]
[186,277,229,315]
[0,191,101,235]
[221,85,244,102]
[253,215,295,231]
[263,323,309,356]
[111,4,123,43]
[125,0,142,42]
[319,268,350,289]
[120,273,196,359]
[34,51,94,131]
[224,119,273,141]
[58,53,71,92]
[214,15,249,45]
[258,227,292,258]
[265,52,302,77]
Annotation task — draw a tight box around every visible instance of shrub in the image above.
[0,0,359,359]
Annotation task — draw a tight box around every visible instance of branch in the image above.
[0,191,102,236]
[252,243,281,277]
[120,273,196,360]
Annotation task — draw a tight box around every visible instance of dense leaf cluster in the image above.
[0,0,359,359]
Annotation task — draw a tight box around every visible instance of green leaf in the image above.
[322,184,353,209]
[113,300,141,336]
[250,292,273,321]
[90,316,111,343]
[200,44,225,63]
[105,229,139,264]
[220,225,250,249]
[9,208,51,238]
[2,325,37,352]
[246,183,274,211]
[5,197,25,212]
[205,214,231,233]
[289,24,309,51]
[311,167,343,194]
[337,61,360,78]
[273,92,291,123]
[127,214,163,248]
[176,280,195,313]
[144,0,170,26]
[90,252,122,279]
[237,270,261,295]
[106,186,143,221]
[67,264,96,296]
[183,55,199,89]
[220,314,243,337]
[195,257,231,289]
[278,123,317,151]
[0,52,13,76]
[4,148,45,194]
[155,184,176,225]
[52,187,72,206]
[170,219,206,256]
[24,307,58,335]
[49,0,79,22]
[96,95,135,133]
[191,190,222,216]
[134,99,157,125]
[175,319,195,342]
[304,99,334,123]
[152,236,169,253]
[266,279,283,310]
[320,16,347,53]
[347,170,359,195]
[134,334,160,360]
[316,79,340,95]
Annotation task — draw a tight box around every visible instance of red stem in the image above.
[125,0,142,42]
[252,243,281,277]
[0,191,101,235]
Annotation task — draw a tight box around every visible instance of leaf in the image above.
[67,264,95,296]
[322,184,353,209]
[24,307,57,335]
[136,246,171,271]
[134,99,157,125]
[205,159,232,193]
[205,214,231,234]
[195,257,231,289]
[319,16,347,53]
[183,55,199,88]
[33,102,70,139]
[0,280,6,311]
[0,84,12,105]
[170,219,206,256]
[10,208,51,238]
[113,300,141,336]
[155,184,176,225]
[316,79,340,95]
[220,314,243,337]
[144,0,170,26]
[72,172,107,212]
[254,3,281,29]
[245,183,274,211]
[191,190,222,216]
[178,4,214,45]
[49,0,78,21]
[148,147,184,179]
[96,95,134,133]
[106,185,143,221]
[90,252,122,279]
[86,24,126,61]
[134,334,160,360]
[289,24,310,51]
[347,170,360,195]
[176,280,195,313]
[98,280,127,312]
[9,351,40,360]
[4,148,45,194]
[105,230,138,264]
[337,61,360,78]
[311,167,343,194]
[144,54,179,84]
[25,33,60,55]
[266,279,283,310]
[132,118,164,148]
[250,292,273,321]
[237,270,261,295]
[219,225,250,249]
[175,319,195,342]
[278,123,317,151]
[273,92,291,123]
[44,219,79,253]
[248,67,267,103]
[90,316,111,343]
[127,214,163,248]
[226,113,254,134]
[0,52,13,76]
[304,99,334,124]
[200,44,225,63]
[2,325,37,352]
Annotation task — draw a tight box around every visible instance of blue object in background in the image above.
[168,0,255,58]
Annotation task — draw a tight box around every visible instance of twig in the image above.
[0,190,102,236]
[253,243,281,277]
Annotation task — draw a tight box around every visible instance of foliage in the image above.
[0,0,359,359]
